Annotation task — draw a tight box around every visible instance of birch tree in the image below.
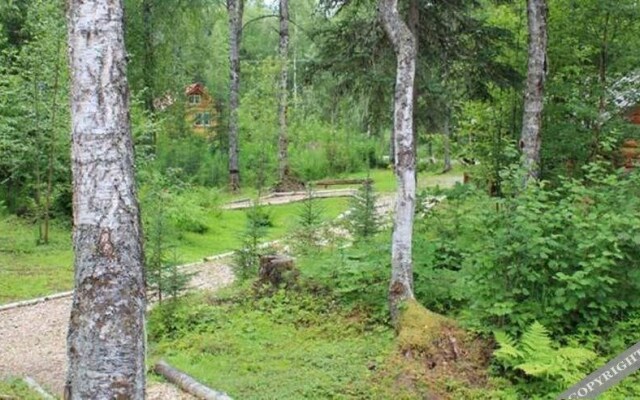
[378,0,418,325]
[520,0,548,182]
[277,0,290,183]
[65,0,146,398]
[228,0,244,192]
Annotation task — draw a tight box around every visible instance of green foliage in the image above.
[143,179,192,303]
[0,215,73,304]
[233,201,272,281]
[0,379,43,400]
[300,235,391,324]
[294,185,325,252]
[461,167,640,334]
[494,322,597,397]
[347,180,378,241]
[148,290,394,399]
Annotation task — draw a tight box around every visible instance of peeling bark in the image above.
[378,0,417,326]
[228,0,244,192]
[520,0,548,182]
[277,0,290,183]
[65,1,146,398]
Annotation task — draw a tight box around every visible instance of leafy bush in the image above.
[462,166,640,334]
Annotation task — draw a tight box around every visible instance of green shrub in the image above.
[462,166,640,334]
[300,236,390,324]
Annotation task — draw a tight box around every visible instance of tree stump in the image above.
[258,255,299,289]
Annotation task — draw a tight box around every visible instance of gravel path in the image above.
[0,259,234,398]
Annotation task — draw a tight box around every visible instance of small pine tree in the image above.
[234,200,272,281]
[348,180,378,240]
[144,186,191,303]
[295,184,325,251]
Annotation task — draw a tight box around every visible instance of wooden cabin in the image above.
[185,83,218,138]
[626,105,640,125]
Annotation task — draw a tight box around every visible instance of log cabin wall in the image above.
[627,105,640,125]
[185,82,218,138]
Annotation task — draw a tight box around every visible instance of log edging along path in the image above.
[0,290,75,313]
[0,251,241,314]
[222,188,358,210]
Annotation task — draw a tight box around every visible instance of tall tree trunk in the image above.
[142,0,155,113]
[227,0,243,192]
[591,11,609,161]
[442,110,452,173]
[519,0,548,182]
[379,0,417,326]
[43,40,63,245]
[277,0,290,183]
[141,0,157,150]
[408,0,419,179]
[65,1,146,398]
[33,77,43,244]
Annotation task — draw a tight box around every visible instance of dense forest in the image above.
[1,0,640,399]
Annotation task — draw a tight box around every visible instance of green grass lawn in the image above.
[0,167,464,304]
[0,197,349,304]
[148,290,395,400]
[0,217,73,304]
[340,165,465,193]
[175,197,349,262]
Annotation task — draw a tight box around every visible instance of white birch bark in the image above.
[378,0,417,325]
[277,0,290,183]
[65,1,146,398]
[520,0,548,182]
[228,0,244,192]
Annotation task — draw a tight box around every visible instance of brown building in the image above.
[626,106,640,125]
[185,82,218,138]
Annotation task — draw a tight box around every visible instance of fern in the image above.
[494,330,523,365]
[494,322,597,386]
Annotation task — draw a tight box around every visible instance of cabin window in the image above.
[194,112,211,127]
[189,94,201,105]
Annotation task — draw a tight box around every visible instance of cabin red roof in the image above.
[185,83,205,96]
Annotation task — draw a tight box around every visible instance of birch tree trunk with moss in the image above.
[378,0,417,325]
[65,0,146,398]
[277,0,290,183]
[228,0,244,192]
[520,0,548,182]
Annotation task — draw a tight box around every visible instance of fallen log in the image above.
[154,360,233,400]
[22,376,55,400]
